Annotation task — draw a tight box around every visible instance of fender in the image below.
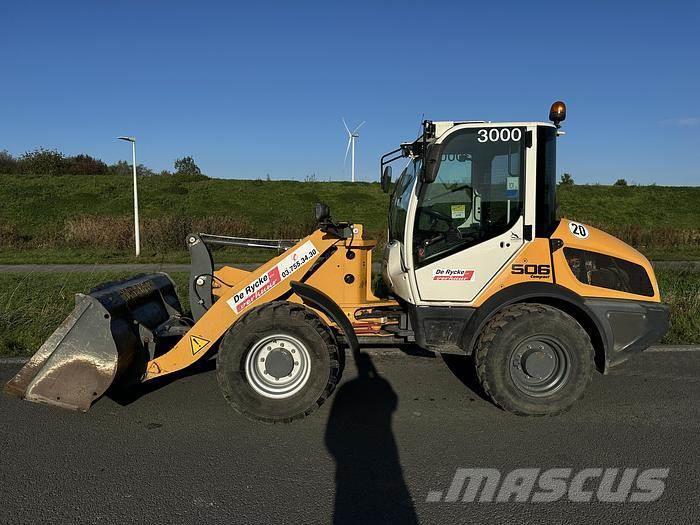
[289,281,359,360]
[462,282,609,369]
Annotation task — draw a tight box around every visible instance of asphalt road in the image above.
[1,349,699,524]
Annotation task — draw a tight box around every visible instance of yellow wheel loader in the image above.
[5,102,670,420]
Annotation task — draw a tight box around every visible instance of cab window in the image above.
[388,159,420,243]
[413,127,525,266]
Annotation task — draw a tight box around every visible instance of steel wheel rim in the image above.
[509,335,571,397]
[245,334,311,399]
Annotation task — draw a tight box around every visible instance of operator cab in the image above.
[380,103,564,305]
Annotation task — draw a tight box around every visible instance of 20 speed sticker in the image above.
[227,241,318,313]
[432,268,475,281]
[568,221,589,239]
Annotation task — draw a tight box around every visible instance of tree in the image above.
[614,178,628,186]
[559,173,574,186]
[174,156,202,176]
[19,148,67,175]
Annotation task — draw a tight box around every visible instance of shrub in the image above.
[66,154,108,175]
[587,222,700,250]
[614,178,628,186]
[108,160,131,176]
[0,150,18,174]
[62,215,265,252]
[64,216,133,249]
[136,164,156,177]
[0,222,23,247]
[19,148,67,175]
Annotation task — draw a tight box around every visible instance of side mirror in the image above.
[381,166,392,193]
[315,202,331,223]
[421,157,439,183]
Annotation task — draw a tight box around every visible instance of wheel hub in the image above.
[264,349,294,379]
[245,334,311,399]
[510,337,570,397]
[521,348,556,380]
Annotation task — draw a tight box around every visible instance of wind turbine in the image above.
[343,118,365,182]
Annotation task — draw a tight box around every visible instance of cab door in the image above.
[410,125,531,303]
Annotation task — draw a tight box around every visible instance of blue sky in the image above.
[1,1,698,184]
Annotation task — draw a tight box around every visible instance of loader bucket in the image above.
[4,273,184,411]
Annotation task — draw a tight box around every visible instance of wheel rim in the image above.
[509,335,571,397]
[244,334,311,399]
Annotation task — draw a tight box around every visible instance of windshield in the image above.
[414,127,525,265]
[388,158,420,243]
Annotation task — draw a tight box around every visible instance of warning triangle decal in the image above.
[190,335,211,355]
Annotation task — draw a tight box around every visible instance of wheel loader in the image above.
[5,102,670,420]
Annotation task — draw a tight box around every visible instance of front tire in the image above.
[474,303,594,416]
[217,301,342,423]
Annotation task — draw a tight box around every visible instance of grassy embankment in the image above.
[0,174,698,263]
[0,269,697,357]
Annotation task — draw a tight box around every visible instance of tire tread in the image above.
[217,301,341,424]
[474,303,593,416]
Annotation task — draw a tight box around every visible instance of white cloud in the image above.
[666,117,700,126]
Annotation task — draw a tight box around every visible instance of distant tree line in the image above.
[559,174,631,187]
[0,148,204,177]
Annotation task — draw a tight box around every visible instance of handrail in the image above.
[199,233,299,251]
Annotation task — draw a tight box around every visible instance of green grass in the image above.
[0,272,188,357]
[656,268,700,344]
[0,269,697,357]
[0,174,698,262]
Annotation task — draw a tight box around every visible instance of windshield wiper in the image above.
[428,184,472,202]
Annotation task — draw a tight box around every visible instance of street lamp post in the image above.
[117,136,140,257]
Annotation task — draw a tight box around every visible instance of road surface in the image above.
[0,348,698,524]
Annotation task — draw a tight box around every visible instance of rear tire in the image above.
[217,301,341,423]
[474,303,593,416]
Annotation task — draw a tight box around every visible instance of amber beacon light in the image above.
[549,100,567,127]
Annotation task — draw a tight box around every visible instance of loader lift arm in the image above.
[187,233,298,321]
[147,229,341,380]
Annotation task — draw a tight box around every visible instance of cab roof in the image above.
[432,120,556,138]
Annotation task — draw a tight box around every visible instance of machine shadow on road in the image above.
[440,353,491,403]
[324,351,419,525]
[106,356,217,406]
